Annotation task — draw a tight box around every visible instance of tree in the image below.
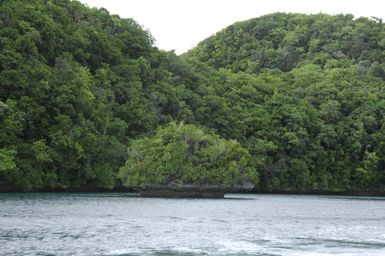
[119,122,258,189]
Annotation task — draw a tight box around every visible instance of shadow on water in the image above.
[258,193,385,202]
[4,192,385,201]
[294,237,385,249]
[134,196,256,201]
[5,192,385,202]
[4,192,140,197]
[224,195,256,200]
[71,194,385,201]
[102,250,278,256]
[0,192,254,202]
[312,195,385,201]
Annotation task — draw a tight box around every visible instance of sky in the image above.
[79,0,385,54]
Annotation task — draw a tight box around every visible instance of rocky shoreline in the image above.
[139,189,225,198]
[1,185,385,197]
[137,183,256,198]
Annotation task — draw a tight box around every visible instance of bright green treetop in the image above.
[119,122,258,189]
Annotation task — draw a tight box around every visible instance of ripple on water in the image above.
[294,237,385,249]
[1,193,385,256]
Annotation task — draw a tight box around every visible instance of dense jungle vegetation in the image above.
[1,0,385,193]
[119,122,257,189]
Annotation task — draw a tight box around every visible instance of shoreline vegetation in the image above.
[6,187,384,197]
[118,123,257,197]
[1,0,385,195]
[1,185,385,197]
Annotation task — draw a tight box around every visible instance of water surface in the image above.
[1,193,385,255]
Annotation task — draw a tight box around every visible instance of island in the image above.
[118,122,257,198]
[2,0,385,195]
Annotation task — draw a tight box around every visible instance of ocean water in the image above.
[0,193,385,256]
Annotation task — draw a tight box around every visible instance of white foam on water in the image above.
[285,252,385,256]
[104,246,210,255]
[214,237,385,256]
[3,194,385,256]
[104,248,143,255]
[172,246,210,254]
[216,239,263,254]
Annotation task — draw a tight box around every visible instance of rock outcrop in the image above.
[138,182,254,198]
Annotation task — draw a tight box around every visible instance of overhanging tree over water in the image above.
[119,122,257,190]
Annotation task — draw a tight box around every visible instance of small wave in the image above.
[103,247,209,256]
[294,238,385,249]
[212,218,229,223]
[166,216,185,221]
[217,239,267,254]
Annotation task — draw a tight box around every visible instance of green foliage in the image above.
[0,148,17,172]
[187,13,385,74]
[185,13,385,193]
[119,123,257,188]
[1,1,385,193]
[0,0,192,190]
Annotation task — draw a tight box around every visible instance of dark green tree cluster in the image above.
[0,0,194,190]
[1,1,385,193]
[188,13,385,74]
[119,122,257,189]
[185,13,385,192]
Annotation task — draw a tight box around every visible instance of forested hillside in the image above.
[0,0,197,190]
[1,1,385,193]
[185,13,385,192]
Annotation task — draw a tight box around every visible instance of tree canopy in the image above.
[1,2,385,193]
[119,122,257,189]
[0,0,193,190]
